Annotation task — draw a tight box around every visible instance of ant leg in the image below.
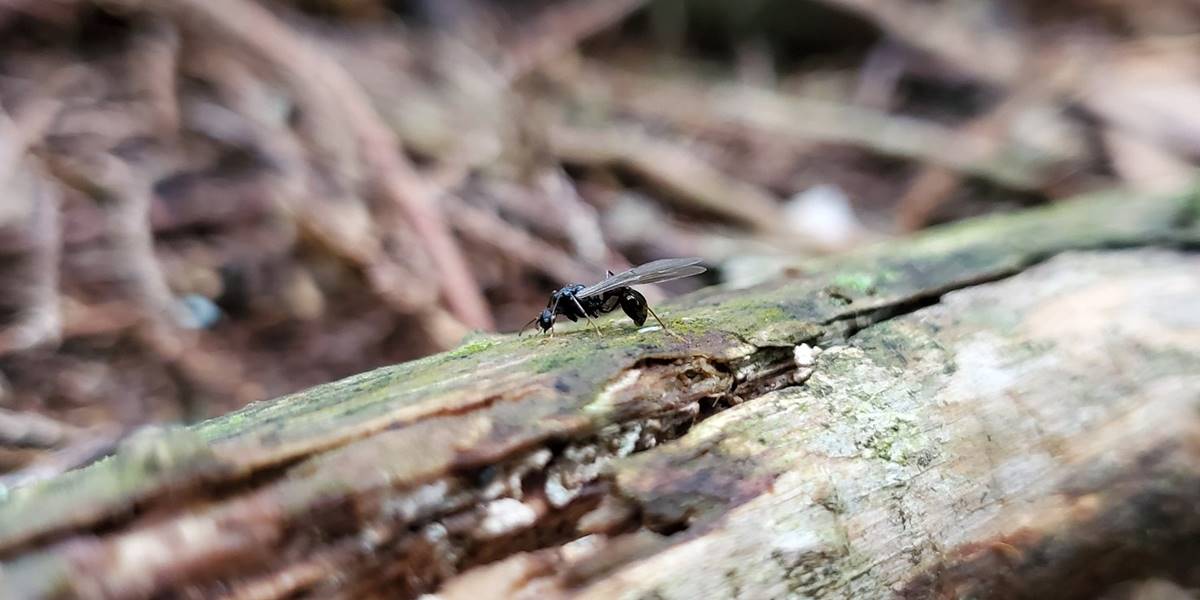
[645,304,684,340]
[570,296,603,338]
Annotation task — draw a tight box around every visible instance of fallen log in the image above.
[0,189,1197,599]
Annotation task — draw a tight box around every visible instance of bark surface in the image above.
[1,191,1198,599]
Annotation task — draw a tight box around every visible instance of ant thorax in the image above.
[550,284,594,321]
[554,284,585,299]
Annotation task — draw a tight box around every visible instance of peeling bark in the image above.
[0,191,1197,599]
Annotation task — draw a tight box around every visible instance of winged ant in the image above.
[520,257,706,337]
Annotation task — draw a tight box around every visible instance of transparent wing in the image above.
[577,257,706,298]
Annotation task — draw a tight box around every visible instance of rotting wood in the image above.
[0,189,1196,599]
[513,248,1200,600]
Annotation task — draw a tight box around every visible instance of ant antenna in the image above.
[518,317,539,337]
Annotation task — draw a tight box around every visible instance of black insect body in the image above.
[521,258,706,337]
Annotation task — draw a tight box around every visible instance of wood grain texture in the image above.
[516,249,1200,599]
[0,190,1197,599]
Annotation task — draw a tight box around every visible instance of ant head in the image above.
[519,308,559,337]
[537,308,556,332]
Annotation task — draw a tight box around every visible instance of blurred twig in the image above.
[0,424,121,491]
[894,80,1068,230]
[135,0,493,331]
[815,0,1200,195]
[814,0,1025,86]
[127,15,182,136]
[0,99,62,192]
[565,63,1068,191]
[547,124,790,235]
[0,165,63,356]
[444,195,596,286]
[501,0,650,81]
[0,408,77,450]
[465,173,612,269]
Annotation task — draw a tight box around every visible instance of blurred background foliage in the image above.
[0,0,1197,487]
